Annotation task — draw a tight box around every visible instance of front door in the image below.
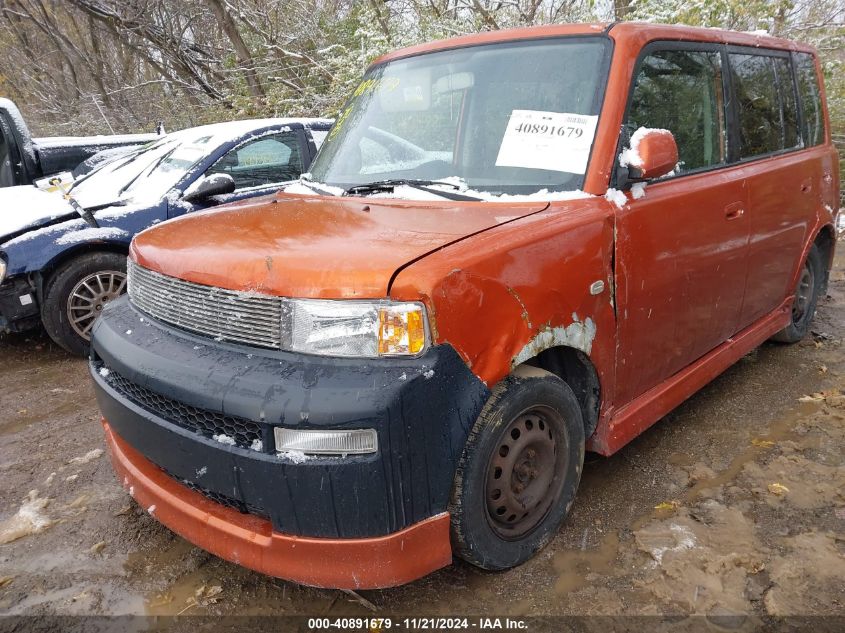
[613,44,751,405]
[170,130,308,217]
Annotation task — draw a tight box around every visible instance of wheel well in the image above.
[814,226,834,295]
[35,242,129,299]
[522,346,600,437]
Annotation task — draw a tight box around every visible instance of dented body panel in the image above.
[389,198,617,397]
[130,193,547,299]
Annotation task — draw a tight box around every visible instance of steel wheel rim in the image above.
[67,270,127,341]
[791,262,814,323]
[484,404,568,540]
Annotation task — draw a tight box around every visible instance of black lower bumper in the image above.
[90,297,490,539]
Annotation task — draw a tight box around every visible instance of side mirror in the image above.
[620,128,678,182]
[182,173,236,202]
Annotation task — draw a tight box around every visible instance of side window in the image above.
[794,53,825,146]
[207,132,304,189]
[627,49,726,174]
[310,129,329,149]
[730,53,799,158]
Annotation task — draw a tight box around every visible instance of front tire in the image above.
[771,244,823,344]
[449,367,585,570]
[41,252,127,356]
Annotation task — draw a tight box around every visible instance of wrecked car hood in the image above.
[0,184,142,246]
[131,192,548,298]
[0,186,76,241]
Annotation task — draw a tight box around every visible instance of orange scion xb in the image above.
[89,22,838,589]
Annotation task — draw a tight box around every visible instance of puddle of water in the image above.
[682,400,821,503]
[0,387,89,437]
[550,394,830,600]
[668,452,695,467]
[552,530,619,594]
[144,568,219,616]
[124,538,236,616]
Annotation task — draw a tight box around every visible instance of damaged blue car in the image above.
[0,117,332,355]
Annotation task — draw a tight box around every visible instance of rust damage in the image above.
[506,286,532,329]
[511,313,597,368]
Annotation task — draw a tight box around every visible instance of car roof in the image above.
[170,117,333,139]
[371,21,816,67]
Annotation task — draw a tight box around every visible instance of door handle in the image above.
[800,178,812,194]
[725,202,745,220]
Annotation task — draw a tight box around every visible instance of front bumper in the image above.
[0,277,40,333]
[91,297,490,586]
[103,420,451,589]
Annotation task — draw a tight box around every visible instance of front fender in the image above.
[1,203,165,276]
[389,198,617,396]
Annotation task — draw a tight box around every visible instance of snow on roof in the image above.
[173,117,332,139]
[33,134,158,148]
[303,118,334,129]
[34,118,331,151]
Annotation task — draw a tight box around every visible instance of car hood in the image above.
[131,192,549,298]
[0,186,76,242]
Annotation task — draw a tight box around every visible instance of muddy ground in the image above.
[1,255,844,628]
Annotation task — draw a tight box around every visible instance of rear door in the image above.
[613,43,751,405]
[730,49,825,326]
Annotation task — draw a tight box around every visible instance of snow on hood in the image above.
[284,177,593,203]
[0,186,74,240]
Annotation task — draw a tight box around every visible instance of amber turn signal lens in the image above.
[378,305,426,356]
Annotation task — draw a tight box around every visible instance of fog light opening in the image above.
[274,428,378,456]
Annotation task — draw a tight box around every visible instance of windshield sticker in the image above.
[495,110,599,174]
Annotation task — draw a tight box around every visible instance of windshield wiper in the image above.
[343,179,482,201]
[68,149,144,193]
[117,146,176,198]
[297,177,340,197]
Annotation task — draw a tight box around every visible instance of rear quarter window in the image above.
[794,53,825,146]
[310,129,329,149]
[729,53,800,158]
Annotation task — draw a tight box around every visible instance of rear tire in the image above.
[449,367,585,570]
[771,244,823,344]
[41,252,127,356]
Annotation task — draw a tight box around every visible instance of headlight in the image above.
[0,258,6,285]
[280,298,427,357]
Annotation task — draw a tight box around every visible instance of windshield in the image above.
[309,37,610,196]
[71,130,210,207]
[70,136,180,207]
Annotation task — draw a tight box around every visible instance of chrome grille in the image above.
[127,260,282,348]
